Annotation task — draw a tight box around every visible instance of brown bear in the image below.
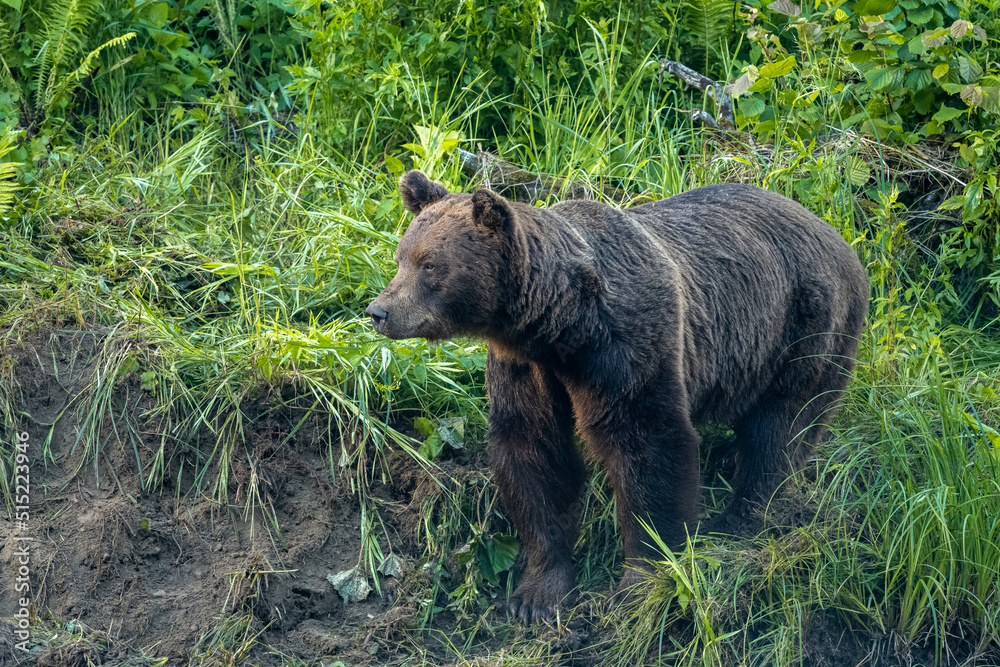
[367,170,869,624]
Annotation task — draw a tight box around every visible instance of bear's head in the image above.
[366,170,515,341]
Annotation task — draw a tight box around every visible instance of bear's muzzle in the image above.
[366,301,388,334]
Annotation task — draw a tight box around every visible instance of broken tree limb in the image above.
[454,148,642,205]
[657,59,736,131]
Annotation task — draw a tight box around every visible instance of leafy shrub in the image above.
[0,0,303,154]
[726,0,998,142]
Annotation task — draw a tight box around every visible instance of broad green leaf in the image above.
[957,57,982,83]
[937,195,966,210]
[913,87,935,114]
[981,86,1000,113]
[853,0,896,15]
[749,76,772,93]
[413,364,427,384]
[376,197,396,219]
[960,84,983,107]
[489,534,519,574]
[865,67,904,90]
[146,2,169,25]
[402,142,426,158]
[906,68,933,91]
[844,157,870,186]
[418,433,444,460]
[922,119,944,135]
[835,8,849,21]
[759,57,796,78]
[438,416,465,449]
[960,412,1000,447]
[907,34,926,55]
[384,155,405,176]
[867,117,903,135]
[738,97,766,117]
[931,63,949,79]
[932,105,964,122]
[414,416,435,438]
[959,143,977,163]
[907,6,934,24]
[414,125,433,149]
[768,0,801,16]
[950,19,970,39]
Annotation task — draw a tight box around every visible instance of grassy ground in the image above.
[2,51,1000,666]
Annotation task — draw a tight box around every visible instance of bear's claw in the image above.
[506,567,573,625]
[606,568,644,612]
[700,507,748,536]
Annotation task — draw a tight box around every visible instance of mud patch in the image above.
[0,329,422,665]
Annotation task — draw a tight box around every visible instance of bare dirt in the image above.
[0,328,433,665]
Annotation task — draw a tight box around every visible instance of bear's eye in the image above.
[423,262,435,273]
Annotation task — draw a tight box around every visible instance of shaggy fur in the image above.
[367,170,869,624]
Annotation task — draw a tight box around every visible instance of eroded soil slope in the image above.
[0,328,433,665]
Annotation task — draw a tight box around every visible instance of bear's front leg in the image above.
[583,393,701,599]
[487,350,587,624]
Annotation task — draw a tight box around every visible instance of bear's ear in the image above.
[399,170,450,214]
[471,189,512,233]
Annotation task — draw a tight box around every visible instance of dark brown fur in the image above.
[367,171,869,624]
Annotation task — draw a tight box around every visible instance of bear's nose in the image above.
[366,302,388,328]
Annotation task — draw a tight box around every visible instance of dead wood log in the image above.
[454,148,642,205]
[657,59,736,131]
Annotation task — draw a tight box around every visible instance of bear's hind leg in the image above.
[487,350,586,624]
[583,404,701,596]
[707,343,856,534]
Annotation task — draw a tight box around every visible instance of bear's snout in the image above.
[366,301,388,332]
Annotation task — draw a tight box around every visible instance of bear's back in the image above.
[615,184,867,422]
[629,184,838,254]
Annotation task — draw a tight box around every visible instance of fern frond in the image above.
[680,0,733,74]
[35,0,103,110]
[34,0,71,110]
[45,31,135,114]
[0,13,15,84]
[0,129,22,215]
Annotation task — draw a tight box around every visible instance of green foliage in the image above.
[284,0,684,149]
[680,0,736,71]
[415,467,515,622]
[414,415,466,461]
[0,0,303,153]
[727,0,998,141]
[0,127,19,214]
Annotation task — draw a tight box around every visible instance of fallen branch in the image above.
[455,148,640,204]
[657,59,736,131]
